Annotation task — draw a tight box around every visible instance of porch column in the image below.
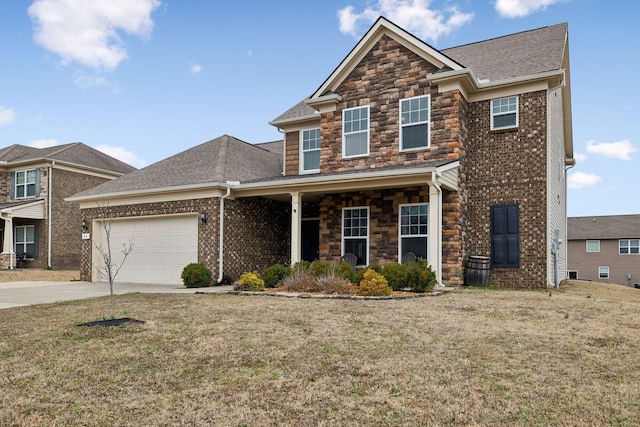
[290,192,302,265]
[1,215,14,269]
[428,178,443,287]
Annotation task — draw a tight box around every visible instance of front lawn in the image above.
[1,281,639,426]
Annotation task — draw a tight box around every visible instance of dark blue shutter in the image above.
[33,225,39,260]
[34,168,40,196]
[10,172,15,199]
[491,204,520,268]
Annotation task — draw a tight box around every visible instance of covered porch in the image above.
[0,200,45,269]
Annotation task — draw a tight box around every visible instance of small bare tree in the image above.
[94,204,134,318]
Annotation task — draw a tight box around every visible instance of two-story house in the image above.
[567,215,640,286]
[0,143,135,270]
[68,17,573,288]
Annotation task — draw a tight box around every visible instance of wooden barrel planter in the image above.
[465,256,490,287]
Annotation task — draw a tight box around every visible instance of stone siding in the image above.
[465,90,548,288]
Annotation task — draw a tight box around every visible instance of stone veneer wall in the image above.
[318,185,462,285]
[79,196,290,283]
[465,90,548,288]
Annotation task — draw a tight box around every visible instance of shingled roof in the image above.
[0,142,135,175]
[72,135,283,198]
[271,21,568,124]
[568,215,640,240]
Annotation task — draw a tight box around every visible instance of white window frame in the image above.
[342,105,369,158]
[598,266,609,279]
[619,239,640,255]
[15,225,35,260]
[398,203,429,262]
[300,127,321,174]
[400,95,430,151]
[15,168,37,199]
[342,207,369,267]
[491,96,518,130]
[586,240,600,253]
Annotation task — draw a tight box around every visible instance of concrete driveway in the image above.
[0,281,232,309]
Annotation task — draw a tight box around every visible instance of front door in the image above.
[301,219,320,262]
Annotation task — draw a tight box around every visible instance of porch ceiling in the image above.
[0,199,45,219]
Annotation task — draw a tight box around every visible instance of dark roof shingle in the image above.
[568,215,640,240]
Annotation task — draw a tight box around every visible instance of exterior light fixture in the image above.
[81,218,88,231]
[200,210,207,224]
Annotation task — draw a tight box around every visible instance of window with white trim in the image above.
[342,106,369,157]
[598,266,609,279]
[399,203,428,260]
[619,239,640,255]
[586,240,600,253]
[400,95,430,150]
[491,96,518,130]
[301,128,320,173]
[15,169,37,198]
[343,207,368,266]
[15,225,35,259]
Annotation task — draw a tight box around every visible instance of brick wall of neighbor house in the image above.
[319,35,462,173]
[50,169,113,269]
[318,186,462,284]
[465,90,548,288]
[79,198,220,282]
[224,197,290,280]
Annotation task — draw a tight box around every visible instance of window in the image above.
[400,95,430,150]
[301,128,320,173]
[491,204,520,268]
[343,207,368,266]
[15,225,36,259]
[15,169,37,198]
[399,203,428,260]
[598,266,609,279]
[586,240,600,252]
[342,106,369,157]
[619,239,640,255]
[491,96,518,130]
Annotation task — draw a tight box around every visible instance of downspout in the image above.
[217,181,239,283]
[431,171,443,288]
[47,161,54,268]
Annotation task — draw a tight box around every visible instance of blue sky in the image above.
[0,0,637,217]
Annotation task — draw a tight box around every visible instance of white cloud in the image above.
[0,106,16,125]
[586,139,636,161]
[495,0,568,18]
[190,64,202,74]
[573,153,587,162]
[338,0,474,42]
[568,171,602,190]
[28,139,59,148]
[28,0,161,71]
[94,144,147,168]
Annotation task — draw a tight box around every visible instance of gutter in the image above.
[217,181,239,283]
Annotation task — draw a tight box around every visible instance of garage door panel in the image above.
[97,215,198,284]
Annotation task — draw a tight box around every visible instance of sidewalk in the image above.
[0,280,233,309]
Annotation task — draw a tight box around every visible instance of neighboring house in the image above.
[567,215,640,286]
[68,17,573,288]
[0,143,136,270]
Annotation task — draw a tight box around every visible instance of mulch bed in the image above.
[77,318,145,327]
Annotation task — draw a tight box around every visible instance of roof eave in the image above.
[65,181,230,203]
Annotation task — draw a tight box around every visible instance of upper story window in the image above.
[15,169,37,198]
[491,96,518,130]
[619,239,639,255]
[400,95,430,150]
[342,105,369,158]
[586,240,600,252]
[301,128,320,173]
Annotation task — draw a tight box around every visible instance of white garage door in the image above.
[96,215,198,284]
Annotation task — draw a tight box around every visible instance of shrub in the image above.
[356,269,392,296]
[291,260,311,273]
[405,259,437,292]
[181,263,212,288]
[381,263,408,291]
[316,273,356,295]
[283,269,319,293]
[309,261,331,277]
[355,264,382,284]
[262,264,291,288]
[238,272,265,291]
[336,261,356,283]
